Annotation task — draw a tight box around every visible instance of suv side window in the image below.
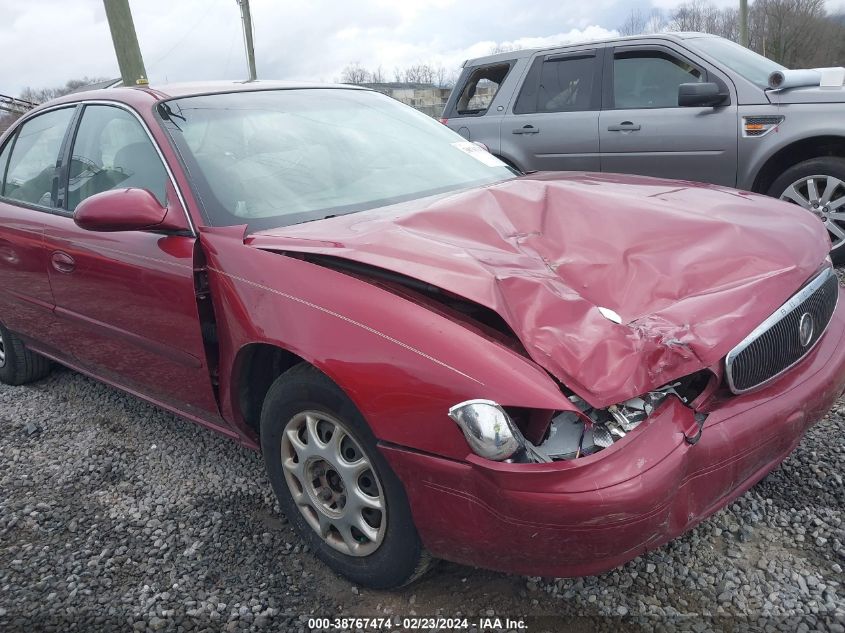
[613,50,704,109]
[514,53,598,114]
[2,108,75,208]
[67,105,167,212]
[455,63,513,115]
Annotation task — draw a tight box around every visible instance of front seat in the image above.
[112,141,167,204]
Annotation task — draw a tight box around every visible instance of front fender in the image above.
[737,105,845,190]
[200,228,572,460]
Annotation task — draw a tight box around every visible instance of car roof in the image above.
[41,80,367,109]
[142,80,365,99]
[463,31,718,66]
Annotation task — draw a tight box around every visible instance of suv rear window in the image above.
[454,63,513,115]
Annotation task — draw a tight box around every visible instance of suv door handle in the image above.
[513,125,540,135]
[51,251,76,274]
[607,122,641,132]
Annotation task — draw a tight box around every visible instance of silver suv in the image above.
[442,32,845,261]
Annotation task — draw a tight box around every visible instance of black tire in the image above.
[260,363,431,588]
[0,322,51,386]
[767,156,845,265]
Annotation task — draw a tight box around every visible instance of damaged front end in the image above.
[449,371,712,464]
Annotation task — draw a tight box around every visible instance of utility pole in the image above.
[103,0,148,86]
[739,0,749,47]
[236,0,257,81]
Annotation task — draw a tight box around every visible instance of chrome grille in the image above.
[725,267,838,393]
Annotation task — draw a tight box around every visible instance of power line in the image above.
[148,8,212,67]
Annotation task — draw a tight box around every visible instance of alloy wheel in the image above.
[280,411,386,556]
[780,175,845,251]
[0,327,5,368]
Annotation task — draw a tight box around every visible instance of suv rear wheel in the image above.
[769,157,845,264]
[260,363,431,588]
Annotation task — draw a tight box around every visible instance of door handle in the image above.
[607,122,641,132]
[51,251,76,274]
[512,125,540,135]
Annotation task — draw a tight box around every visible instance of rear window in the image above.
[454,63,513,115]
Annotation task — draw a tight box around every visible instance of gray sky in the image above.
[0,0,842,95]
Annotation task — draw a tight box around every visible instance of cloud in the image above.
[0,0,627,94]
[21,0,845,95]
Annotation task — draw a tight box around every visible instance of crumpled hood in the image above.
[248,172,830,407]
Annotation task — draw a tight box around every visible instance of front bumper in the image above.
[381,288,845,578]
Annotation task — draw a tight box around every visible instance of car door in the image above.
[0,107,76,347]
[40,103,220,418]
[498,49,602,172]
[599,44,738,186]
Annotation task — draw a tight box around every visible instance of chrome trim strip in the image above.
[725,266,838,394]
[5,99,197,236]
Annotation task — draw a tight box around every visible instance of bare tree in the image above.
[340,63,370,85]
[669,1,738,38]
[19,76,110,105]
[370,65,386,84]
[404,64,436,84]
[752,0,831,67]
[645,9,668,33]
[660,0,844,67]
[433,63,448,87]
[618,8,667,35]
[618,9,648,35]
[443,68,460,89]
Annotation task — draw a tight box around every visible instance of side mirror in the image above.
[678,82,728,107]
[74,188,188,233]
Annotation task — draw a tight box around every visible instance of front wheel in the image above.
[260,364,431,588]
[769,157,845,264]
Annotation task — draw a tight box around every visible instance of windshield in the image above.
[159,89,515,230]
[688,37,786,89]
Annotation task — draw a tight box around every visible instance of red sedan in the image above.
[0,82,843,589]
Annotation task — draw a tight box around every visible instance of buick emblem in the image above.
[798,312,814,347]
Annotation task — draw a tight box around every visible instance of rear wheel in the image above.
[0,322,51,386]
[260,364,431,588]
[769,157,845,264]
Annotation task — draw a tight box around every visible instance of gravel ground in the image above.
[1,339,844,631]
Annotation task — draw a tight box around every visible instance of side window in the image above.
[2,108,74,207]
[514,54,597,114]
[613,50,704,109]
[455,63,513,115]
[67,105,167,212]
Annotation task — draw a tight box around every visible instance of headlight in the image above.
[448,399,524,461]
